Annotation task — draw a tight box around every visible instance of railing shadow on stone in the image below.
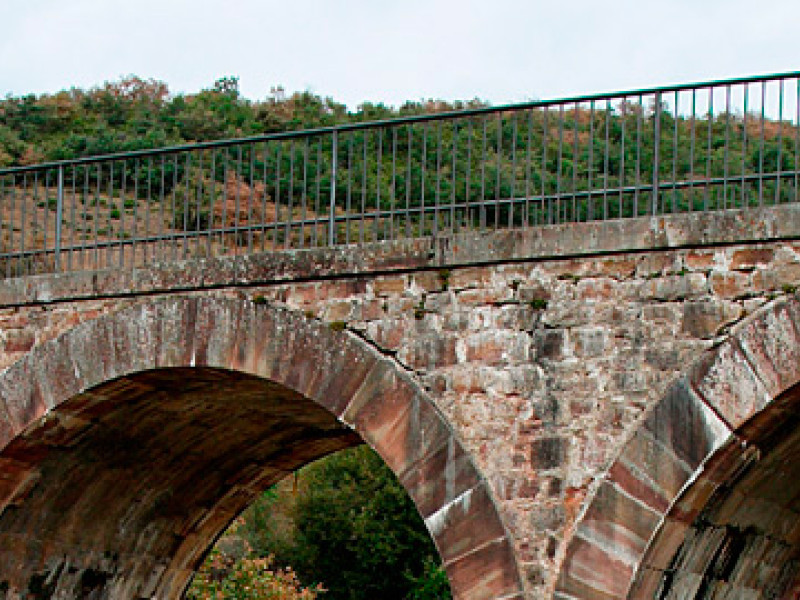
[2,71,800,279]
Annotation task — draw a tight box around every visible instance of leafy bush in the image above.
[187,546,321,600]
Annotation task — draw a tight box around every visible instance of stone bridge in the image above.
[0,205,799,599]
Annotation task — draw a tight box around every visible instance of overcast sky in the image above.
[2,0,799,109]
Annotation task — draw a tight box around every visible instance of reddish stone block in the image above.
[189,297,244,369]
[442,537,523,600]
[369,318,407,352]
[730,248,774,270]
[400,335,459,370]
[3,330,34,353]
[457,288,510,306]
[0,313,30,329]
[578,481,662,569]
[449,267,492,290]
[555,534,633,599]
[426,483,507,565]
[412,271,445,292]
[735,301,800,399]
[642,378,729,470]
[609,430,691,514]
[342,368,451,477]
[309,343,382,417]
[0,358,45,433]
[371,275,407,295]
[399,437,481,518]
[152,297,200,369]
[688,341,771,430]
[685,250,717,270]
[29,342,83,412]
[228,302,285,377]
[709,271,750,298]
[598,258,637,278]
[576,277,615,300]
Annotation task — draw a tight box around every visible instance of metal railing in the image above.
[2,71,800,279]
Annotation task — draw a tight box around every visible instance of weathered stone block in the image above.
[371,275,407,295]
[400,437,481,518]
[689,342,771,430]
[398,336,459,370]
[684,250,717,270]
[643,378,730,470]
[464,331,530,365]
[639,273,708,300]
[682,299,742,338]
[442,538,524,600]
[530,436,567,471]
[730,248,775,270]
[3,330,34,353]
[709,270,751,298]
[533,329,567,361]
[572,327,607,357]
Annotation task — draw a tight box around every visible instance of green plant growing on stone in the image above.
[782,284,797,294]
[438,269,451,291]
[413,298,427,320]
[328,320,346,331]
[558,273,581,283]
[529,297,548,310]
[252,295,267,305]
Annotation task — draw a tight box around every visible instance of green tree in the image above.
[240,445,451,600]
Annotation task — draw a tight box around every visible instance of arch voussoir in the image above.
[731,300,800,405]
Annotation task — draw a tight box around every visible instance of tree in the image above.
[238,445,451,600]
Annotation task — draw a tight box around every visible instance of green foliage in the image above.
[405,557,452,600]
[187,546,321,600]
[0,76,467,167]
[238,446,451,600]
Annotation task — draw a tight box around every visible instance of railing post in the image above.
[55,165,64,271]
[328,129,338,246]
[652,92,662,215]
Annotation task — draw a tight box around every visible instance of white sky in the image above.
[2,0,799,109]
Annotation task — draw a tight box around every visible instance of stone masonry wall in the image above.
[1,207,799,597]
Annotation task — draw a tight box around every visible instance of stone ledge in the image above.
[2,204,799,307]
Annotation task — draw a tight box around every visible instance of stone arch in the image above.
[555,295,800,599]
[0,296,524,600]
